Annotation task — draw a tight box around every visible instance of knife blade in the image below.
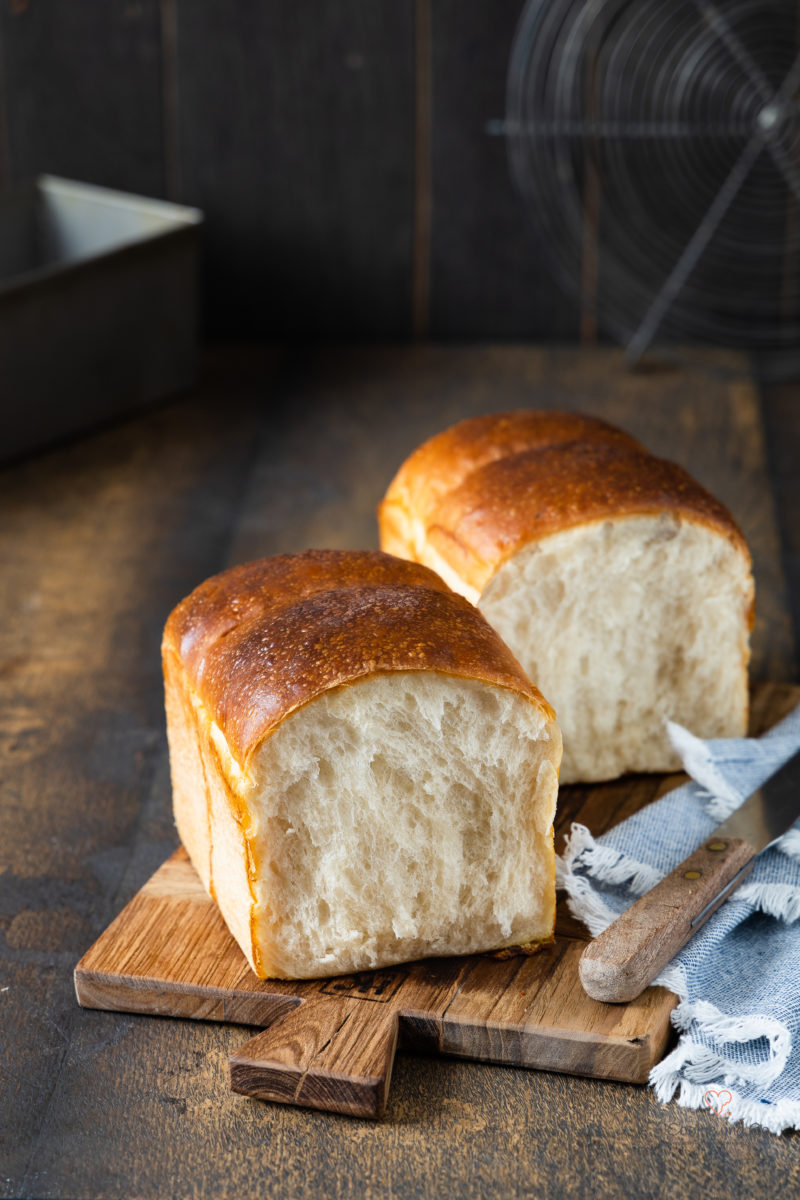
[578,747,800,1004]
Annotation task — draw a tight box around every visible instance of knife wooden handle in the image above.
[578,837,756,1003]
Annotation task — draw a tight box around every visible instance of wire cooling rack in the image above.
[504,0,800,367]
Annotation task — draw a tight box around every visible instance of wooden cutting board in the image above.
[74,682,799,1120]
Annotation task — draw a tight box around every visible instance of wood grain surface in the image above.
[6,5,799,345]
[173,1,416,338]
[429,0,578,340]
[2,346,799,1197]
[0,2,580,341]
[74,848,676,1117]
[0,1,167,197]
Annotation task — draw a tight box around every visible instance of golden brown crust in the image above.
[380,409,643,532]
[488,933,555,959]
[162,549,553,768]
[379,412,751,593]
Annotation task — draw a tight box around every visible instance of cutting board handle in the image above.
[229,994,399,1119]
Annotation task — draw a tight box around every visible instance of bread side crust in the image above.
[163,645,213,895]
[164,643,263,973]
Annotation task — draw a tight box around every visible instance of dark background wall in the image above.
[0,0,581,340]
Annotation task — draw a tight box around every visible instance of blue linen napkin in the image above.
[557,705,800,1133]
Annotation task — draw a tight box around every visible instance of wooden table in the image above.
[2,346,799,1199]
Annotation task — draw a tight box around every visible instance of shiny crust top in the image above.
[162,549,554,767]
[381,410,643,530]
[379,411,751,592]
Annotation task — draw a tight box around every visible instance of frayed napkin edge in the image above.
[650,1074,800,1134]
[651,998,795,1133]
[556,822,800,1133]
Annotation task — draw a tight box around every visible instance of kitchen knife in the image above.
[578,748,800,1004]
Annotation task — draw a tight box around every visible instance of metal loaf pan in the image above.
[0,175,203,462]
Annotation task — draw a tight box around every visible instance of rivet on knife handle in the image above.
[578,837,756,1004]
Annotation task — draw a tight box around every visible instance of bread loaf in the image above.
[162,549,562,979]
[379,412,754,783]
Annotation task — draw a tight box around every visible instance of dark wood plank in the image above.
[0,349,272,1192]
[0,14,9,190]
[173,1,415,337]
[762,384,800,681]
[0,0,166,196]
[412,0,432,336]
[429,1,579,339]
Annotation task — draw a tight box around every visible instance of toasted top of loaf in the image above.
[379,411,751,593]
[162,548,554,767]
[383,410,642,529]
